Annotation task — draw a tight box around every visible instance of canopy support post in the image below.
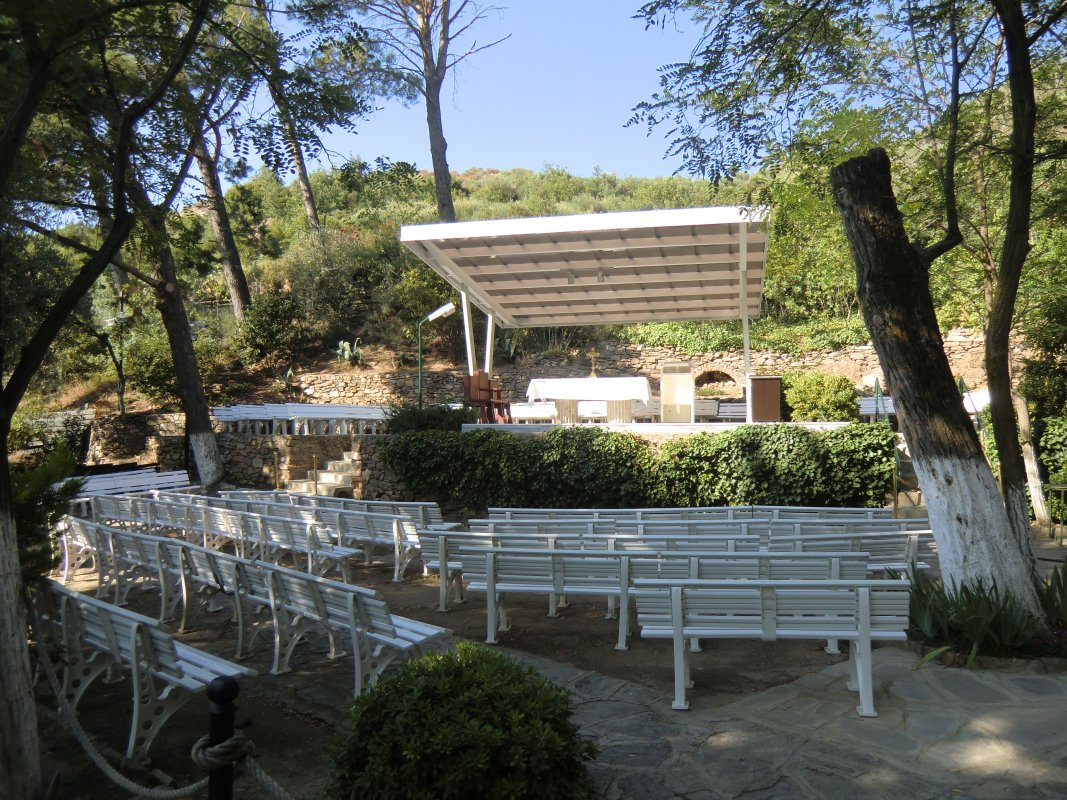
[460,291,477,376]
[739,221,752,423]
[484,314,496,376]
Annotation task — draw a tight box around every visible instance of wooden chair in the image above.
[462,370,512,423]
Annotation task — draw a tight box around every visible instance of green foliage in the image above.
[820,423,897,507]
[1039,563,1067,631]
[335,338,366,367]
[236,289,308,368]
[782,371,859,421]
[383,423,895,511]
[621,317,871,356]
[328,641,596,800]
[12,445,84,582]
[383,404,476,434]
[909,573,1045,664]
[125,325,234,405]
[1039,417,1067,477]
[656,425,832,506]
[1041,418,1067,522]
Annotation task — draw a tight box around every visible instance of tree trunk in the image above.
[1015,387,1050,528]
[193,131,251,319]
[140,202,225,489]
[0,425,41,799]
[251,0,321,231]
[423,74,456,222]
[831,148,1041,611]
[986,0,1039,558]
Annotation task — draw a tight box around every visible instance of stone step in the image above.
[310,470,352,486]
[326,460,354,473]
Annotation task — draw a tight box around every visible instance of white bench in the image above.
[67,469,196,516]
[89,495,364,581]
[461,546,873,651]
[488,505,922,522]
[211,403,388,435]
[634,578,910,715]
[253,561,452,694]
[38,580,255,763]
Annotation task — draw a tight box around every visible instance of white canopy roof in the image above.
[399,206,768,329]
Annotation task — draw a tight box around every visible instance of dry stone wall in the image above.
[294,330,996,406]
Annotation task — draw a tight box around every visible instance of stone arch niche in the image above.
[694,369,738,393]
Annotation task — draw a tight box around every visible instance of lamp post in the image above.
[418,301,457,408]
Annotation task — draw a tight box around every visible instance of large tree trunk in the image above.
[193,130,251,319]
[831,148,1040,612]
[985,0,1039,557]
[423,73,456,222]
[0,429,41,800]
[418,0,456,223]
[140,202,225,489]
[251,0,321,231]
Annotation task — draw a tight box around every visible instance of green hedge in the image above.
[329,642,596,799]
[382,423,896,511]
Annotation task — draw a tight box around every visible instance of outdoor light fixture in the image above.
[418,301,457,407]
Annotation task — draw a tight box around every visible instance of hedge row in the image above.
[382,423,897,513]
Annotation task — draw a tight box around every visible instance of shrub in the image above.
[382,423,895,512]
[125,326,234,405]
[13,445,84,581]
[909,573,1045,665]
[655,425,830,506]
[328,641,597,800]
[236,289,307,367]
[820,423,897,507]
[383,404,477,434]
[782,371,859,421]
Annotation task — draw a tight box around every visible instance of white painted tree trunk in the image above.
[1014,389,1050,528]
[189,430,224,488]
[832,149,1043,617]
[915,453,1039,597]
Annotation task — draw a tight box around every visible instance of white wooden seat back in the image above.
[256,561,452,695]
[460,546,874,652]
[158,491,419,580]
[633,577,910,715]
[39,580,254,763]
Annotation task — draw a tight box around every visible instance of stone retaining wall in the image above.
[156,432,405,499]
[295,331,999,406]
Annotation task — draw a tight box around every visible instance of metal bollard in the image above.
[207,675,240,800]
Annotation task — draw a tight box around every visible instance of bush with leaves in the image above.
[820,423,897,507]
[383,423,895,512]
[12,445,84,582]
[910,572,1046,665]
[655,425,832,506]
[1041,417,1067,521]
[125,325,234,405]
[782,371,859,421]
[236,289,307,367]
[329,641,596,800]
[383,404,477,434]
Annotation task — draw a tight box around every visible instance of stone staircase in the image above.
[287,450,361,498]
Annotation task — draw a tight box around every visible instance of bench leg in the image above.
[848,640,878,717]
[670,588,691,710]
[605,595,617,620]
[127,661,192,764]
[615,599,629,651]
[437,566,450,612]
[825,638,841,655]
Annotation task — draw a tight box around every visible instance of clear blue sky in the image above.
[312,2,699,179]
